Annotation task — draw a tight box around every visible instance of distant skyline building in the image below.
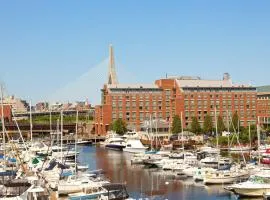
[2,95,29,113]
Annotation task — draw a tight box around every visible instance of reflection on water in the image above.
[76,146,261,200]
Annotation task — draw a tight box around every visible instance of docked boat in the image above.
[68,186,108,200]
[77,164,89,171]
[105,138,126,151]
[193,167,217,181]
[229,173,270,197]
[123,139,147,153]
[58,176,109,195]
[100,133,119,147]
[199,156,231,169]
[75,139,93,145]
[157,144,173,156]
[229,145,253,152]
[182,166,197,177]
[68,183,129,200]
[203,168,249,185]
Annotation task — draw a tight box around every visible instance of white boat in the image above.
[203,169,249,184]
[157,144,173,156]
[199,146,220,154]
[100,133,119,147]
[162,160,184,171]
[76,139,92,145]
[229,145,253,152]
[105,138,126,151]
[123,139,147,153]
[68,186,108,200]
[52,150,79,159]
[58,176,109,195]
[122,131,140,140]
[77,164,89,171]
[229,173,270,197]
[183,166,197,177]
[199,156,231,169]
[130,153,149,164]
[0,184,46,200]
[193,167,216,181]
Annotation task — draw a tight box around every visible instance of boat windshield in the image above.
[250,175,270,184]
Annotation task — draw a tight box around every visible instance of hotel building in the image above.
[94,46,257,135]
[257,86,270,128]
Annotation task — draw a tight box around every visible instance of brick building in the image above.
[0,105,12,123]
[257,86,270,128]
[95,73,257,135]
[94,46,258,135]
[164,74,257,128]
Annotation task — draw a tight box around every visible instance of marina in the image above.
[1,129,270,200]
[1,1,270,199]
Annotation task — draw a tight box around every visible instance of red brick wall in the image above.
[0,105,12,123]
[94,80,258,134]
[257,93,270,126]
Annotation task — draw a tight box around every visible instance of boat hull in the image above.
[105,144,125,151]
[233,188,270,197]
[123,147,147,153]
[68,191,108,200]
[204,176,237,184]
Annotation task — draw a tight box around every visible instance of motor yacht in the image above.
[105,138,126,151]
[123,139,147,153]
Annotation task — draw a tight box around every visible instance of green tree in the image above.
[112,119,127,135]
[217,115,226,134]
[212,136,229,147]
[203,114,213,134]
[191,117,201,135]
[171,115,182,134]
[230,112,239,132]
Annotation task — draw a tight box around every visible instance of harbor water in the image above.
[76,145,252,200]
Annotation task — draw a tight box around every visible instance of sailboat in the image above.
[227,119,270,196]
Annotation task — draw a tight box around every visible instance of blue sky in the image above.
[0,1,269,104]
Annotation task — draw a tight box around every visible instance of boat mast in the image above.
[237,118,246,164]
[30,100,33,143]
[75,110,78,180]
[214,106,218,149]
[0,85,6,172]
[150,114,152,151]
[49,108,52,133]
[257,117,261,165]
[227,110,230,151]
[181,111,184,151]
[61,110,63,163]
[155,112,158,149]
[249,122,251,158]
